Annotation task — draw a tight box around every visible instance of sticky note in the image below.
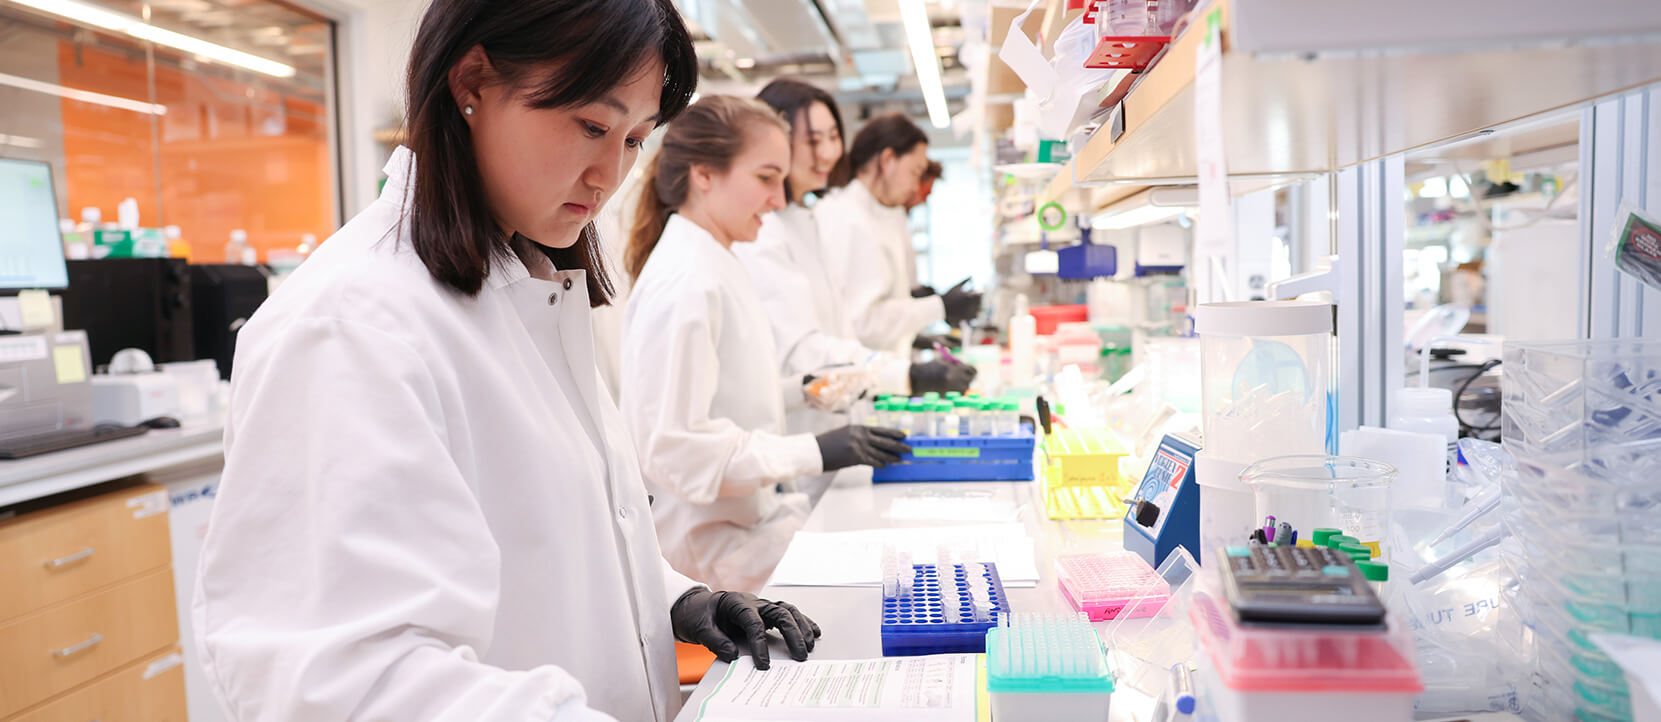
[52,344,86,384]
[18,289,52,329]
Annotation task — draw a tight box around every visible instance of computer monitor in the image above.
[0,158,69,293]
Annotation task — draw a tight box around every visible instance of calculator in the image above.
[1217,544,1388,628]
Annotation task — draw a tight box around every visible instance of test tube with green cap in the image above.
[1311,528,1342,547]
[1338,543,1372,561]
[954,398,975,435]
[946,391,962,399]
[1001,401,1021,435]
[910,398,933,436]
[936,401,959,437]
[1327,534,1360,549]
[1357,560,1389,594]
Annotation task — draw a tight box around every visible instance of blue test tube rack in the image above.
[880,562,1011,656]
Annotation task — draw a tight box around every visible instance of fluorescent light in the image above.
[1092,204,1185,230]
[0,134,45,149]
[899,0,950,129]
[11,0,124,29]
[127,24,296,78]
[9,0,296,78]
[0,71,167,115]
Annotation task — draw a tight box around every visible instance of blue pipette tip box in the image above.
[880,563,1010,656]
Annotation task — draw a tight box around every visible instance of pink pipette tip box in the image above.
[1057,552,1170,621]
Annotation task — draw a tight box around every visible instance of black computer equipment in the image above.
[190,264,268,380]
[59,258,195,369]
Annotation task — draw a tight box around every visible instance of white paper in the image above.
[1193,6,1232,259]
[694,655,978,722]
[883,490,1021,523]
[768,523,1039,587]
[996,0,1055,102]
[127,489,170,520]
[1590,634,1661,711]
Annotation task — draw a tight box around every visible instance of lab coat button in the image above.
[547,292,558,306]
[563,278,574,291]
[617,506,628,519]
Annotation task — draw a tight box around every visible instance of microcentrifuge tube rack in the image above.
[880,562,1010,656]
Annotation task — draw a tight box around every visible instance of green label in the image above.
[914,447,980,459]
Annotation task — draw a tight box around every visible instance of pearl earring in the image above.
[463,105,474,116]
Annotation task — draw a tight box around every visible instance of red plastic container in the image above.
[1031,305,1089,335]
[1085,36,1171,70]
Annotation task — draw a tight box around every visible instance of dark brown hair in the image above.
[755,78,847,203]
[843,113,929,186]
[922,159,944,183]
[402,0,697,304]
[624,95,789,280]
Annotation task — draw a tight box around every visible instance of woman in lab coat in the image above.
[192,3,820,721]
[732,79,975,446]
[620,95,912,593]
[815,113,983,356]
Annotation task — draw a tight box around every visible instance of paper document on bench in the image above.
[766,523,1039,587]
[694,655,978,722]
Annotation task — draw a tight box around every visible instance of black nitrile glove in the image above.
[910,360,977,395]
[910,284,937,298]
[815,425,910,471]
[912,333,952,351]
[940,279,982,326]
[671,588,821,670]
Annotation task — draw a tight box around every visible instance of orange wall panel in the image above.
[56,41,336,263]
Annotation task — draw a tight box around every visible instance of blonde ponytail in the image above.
[622,95,789,281]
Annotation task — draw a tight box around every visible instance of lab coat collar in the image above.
[379,145,552,294]
[663,213,732,257]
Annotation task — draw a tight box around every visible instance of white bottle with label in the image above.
[226,229,256,266]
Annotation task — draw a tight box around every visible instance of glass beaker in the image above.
[1241,456,1396,556]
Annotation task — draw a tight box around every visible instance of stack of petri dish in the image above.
[1498,340,1661,722]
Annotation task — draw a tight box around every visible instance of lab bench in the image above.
[672,474,1528,722]
[0,419,225,722]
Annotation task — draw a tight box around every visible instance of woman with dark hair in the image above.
[815,113,982,356]
[732,80,972,453]
[192,3,816,720]
[620,95,910,593]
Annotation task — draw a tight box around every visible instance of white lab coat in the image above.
[814,179,944,356]
[732,205,910,438]
[193,146,693,722]
[621,214,821,593]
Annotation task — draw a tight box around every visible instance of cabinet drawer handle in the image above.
[43,547,95,569]
[51,633,103,658]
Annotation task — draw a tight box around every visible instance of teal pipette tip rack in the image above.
[985,612,1116,694]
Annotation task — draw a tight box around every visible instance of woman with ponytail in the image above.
[621,96,910,593]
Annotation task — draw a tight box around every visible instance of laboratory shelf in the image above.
[1040,0,1661,205]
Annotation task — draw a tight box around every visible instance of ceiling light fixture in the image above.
[10,0,297,78]
[0,71,167,115]
[899,0,950,129]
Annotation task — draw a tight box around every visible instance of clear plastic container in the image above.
[1501,339,1661,475]
[1194,301,1334,465]
[1103,0,1147,35]
[1057,552,1169,621]
[1104,548,1200,696]
[895,402,915,436]
[1000,401,1021,436]
[1240,456,1395,556]
[909,399,930,437]
[954,399,975,435]
[937,402,960,437]
[970,400,993,437]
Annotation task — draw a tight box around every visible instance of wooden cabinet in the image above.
[0,484,172,622]
[0,483,183,720]
[9,647,188,722]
